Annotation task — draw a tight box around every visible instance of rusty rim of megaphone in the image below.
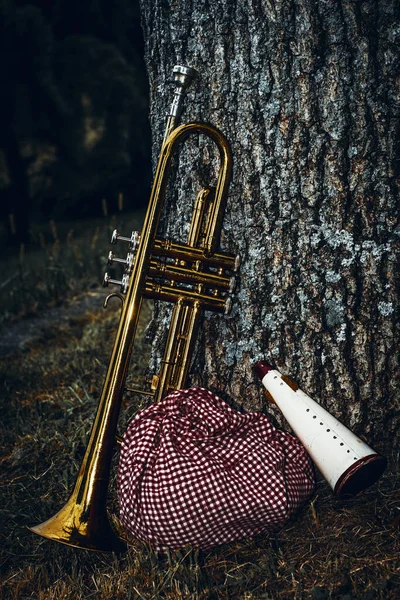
[334,453,387,497]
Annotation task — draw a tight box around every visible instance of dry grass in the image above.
[0,215,399,599]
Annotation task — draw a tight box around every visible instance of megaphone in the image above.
[254,361,386,496]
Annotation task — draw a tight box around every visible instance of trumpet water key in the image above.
[255,361,386,496]
[29,65,239,552]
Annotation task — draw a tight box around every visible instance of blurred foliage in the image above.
[0,0,151,244]
[0,207,145,324]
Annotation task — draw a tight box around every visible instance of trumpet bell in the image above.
[255,361,387,496]
[27,494,126,553]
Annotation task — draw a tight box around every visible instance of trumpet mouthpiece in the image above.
[173,65,198,89]
[254,360,273,379]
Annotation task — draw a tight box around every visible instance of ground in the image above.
[0,214,399,599]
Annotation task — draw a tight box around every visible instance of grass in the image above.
[0,212,399,599]
[0,207,145,326]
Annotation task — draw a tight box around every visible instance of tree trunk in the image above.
[138,0,399,454]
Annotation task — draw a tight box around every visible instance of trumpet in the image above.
[29,66,239,552]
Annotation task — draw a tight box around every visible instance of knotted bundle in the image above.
[118,387,314,550]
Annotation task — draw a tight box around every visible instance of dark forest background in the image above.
[0,0,151,248]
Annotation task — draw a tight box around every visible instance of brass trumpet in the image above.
[28,66,238,552]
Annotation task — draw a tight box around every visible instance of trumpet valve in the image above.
[125,252,135,273]
[111,229,140,252]
[107,251,135,274]
[103,272,130,294]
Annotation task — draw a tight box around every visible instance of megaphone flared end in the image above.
[334,453,387,497]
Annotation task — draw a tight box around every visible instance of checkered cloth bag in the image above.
[118,387,314,550]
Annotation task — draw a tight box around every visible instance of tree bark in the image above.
[138,0,399,453]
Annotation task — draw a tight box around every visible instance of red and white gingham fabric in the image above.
[118,387,314,550]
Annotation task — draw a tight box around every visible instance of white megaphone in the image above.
[255,361,386,496]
